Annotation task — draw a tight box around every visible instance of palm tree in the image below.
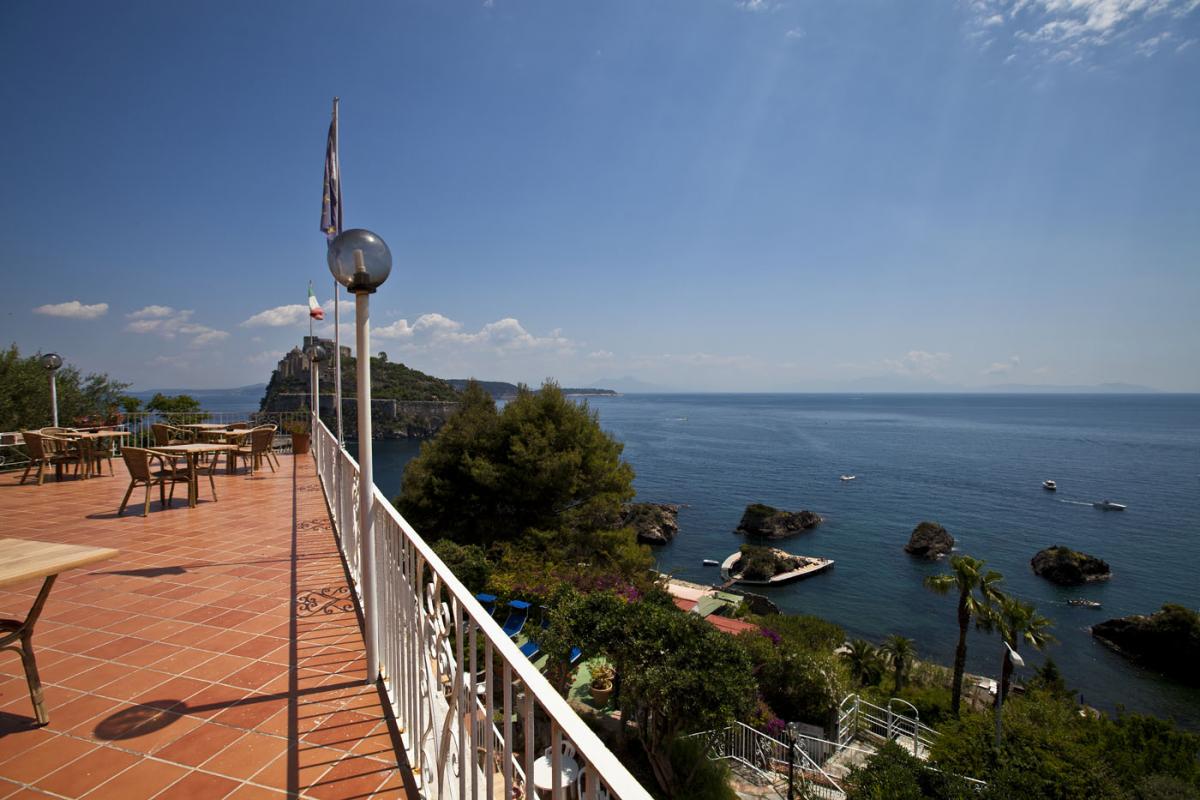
[924,555,1004,716]
[880,635,915,694]
[987,593,1055,704]
[843,639,883,686]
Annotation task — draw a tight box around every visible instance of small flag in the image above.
[308,282,325,320]
[320,102,342,240]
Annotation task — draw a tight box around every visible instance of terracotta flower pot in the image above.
[591,683,612,705]
[291,433,310,455]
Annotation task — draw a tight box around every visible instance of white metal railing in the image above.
[693,722,845,800]
[311,419,652,800]
[837,694,938,758]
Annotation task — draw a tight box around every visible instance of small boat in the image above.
[702,559,720,566]
[840,475,856,482]
[1068,599,1102,609]
[1093,500,1127,511]
[1043,479,1057,491]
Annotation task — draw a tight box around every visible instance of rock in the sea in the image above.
[904,521,955,560]
[1091,604,1200,685]
[1031,546,1111,586]
[623,502,680,545]
[734,503,822,539]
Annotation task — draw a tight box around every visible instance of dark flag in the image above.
[321,99,342,239]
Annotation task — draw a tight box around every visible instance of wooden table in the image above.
[0,538,118,724]
[69,430,130,479]
[151,443,236,507]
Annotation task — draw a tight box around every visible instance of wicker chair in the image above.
[234,425,277,475]
[118,447,215,516]
[19,431,81,485]
[150,423,193,447]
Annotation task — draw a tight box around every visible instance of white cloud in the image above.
[983,355,1022,375]
[882,350,952,377]
[241,299,333,329]
[785,27,805,39]
[375,312,574,354]
[127,305,175,320]
[967,0,1199,62]
[33,301,108,320]
[736,0,782,11]
[1033,365,1053,376]
[125,307,227,348]
[247,350,285,366]
[587,350,615,360]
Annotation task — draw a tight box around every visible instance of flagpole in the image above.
[332,97,344,447]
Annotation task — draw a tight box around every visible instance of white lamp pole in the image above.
[994,640,1024,748]
[327,229,392,685]
[41,354,63,427]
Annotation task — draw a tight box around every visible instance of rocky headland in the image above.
[1091,604,1200,685]
[734,503,822,539]
[622,502,680,545]
[1031,546,1111,586]
[904,521,955,560]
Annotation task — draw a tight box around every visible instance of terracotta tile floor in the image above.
[0,454,413,798]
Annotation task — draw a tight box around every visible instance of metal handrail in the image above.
[310,418,651,800]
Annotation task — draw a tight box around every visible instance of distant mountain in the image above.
[448,379,520,400]
[978,382,1162,394]
[591,375,674,393]
[131,383,267,399]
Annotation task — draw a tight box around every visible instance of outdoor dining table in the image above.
[68,430,130,479]
[0,537,118,724]
[151,443,237,507]
[533,751,581,796]
[196,429,254,474]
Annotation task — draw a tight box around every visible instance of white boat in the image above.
[1068,599,1102,608]
[702,559,720,566]
[840,475,856,482]
[1093,500,1127,511]
[1043,479,1057,491]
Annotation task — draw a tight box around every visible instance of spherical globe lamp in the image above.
[307,345,327,363]
[41,353,63,372]
[327,229,392,294]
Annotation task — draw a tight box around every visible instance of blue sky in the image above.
[2,0,1198,391]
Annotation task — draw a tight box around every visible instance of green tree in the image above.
[145,393,202,414]
[0,345,131,430]
[843,639,884,686]
[984,594,1054,705]
[398,381,636,546]
[845,742,975,800]
[880,635,916,695]
[924,555,1004,716]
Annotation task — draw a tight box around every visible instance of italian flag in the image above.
[308,282,325,320]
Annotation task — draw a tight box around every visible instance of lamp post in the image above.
[41,354,63,427]
[306,345,326,463]
[994,640,1024,748]
[786,722,799,799]
[327,228,391,685]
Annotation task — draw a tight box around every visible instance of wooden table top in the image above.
[179,423,242,430]
[0,537,119,588]
[72,430,131,439]
[153,443,238,454]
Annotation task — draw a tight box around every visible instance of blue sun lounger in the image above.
[475,593,497,617]
[520,640,541,660]
[501,600,531,639]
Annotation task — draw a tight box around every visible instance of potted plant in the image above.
[284,419,310,455]
[589,662,615,706]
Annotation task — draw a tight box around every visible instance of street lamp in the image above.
[994,640,1024,748]
[785,722,800,799]
[327,228,392,686]
[41,353,63,427]
[306,345,326,424]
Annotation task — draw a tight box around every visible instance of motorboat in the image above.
[1093,500,1127,511]
[702,559,720,566]
[1068,599,1102,609]
[840,475,856,482]
[1043,479,1057,491]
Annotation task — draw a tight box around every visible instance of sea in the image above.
[212,391,1200,726]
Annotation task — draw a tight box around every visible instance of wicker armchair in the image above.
[119,447,216,516]
[234,425,277,475]
[150,423,193,447]
[19,431,81,485]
